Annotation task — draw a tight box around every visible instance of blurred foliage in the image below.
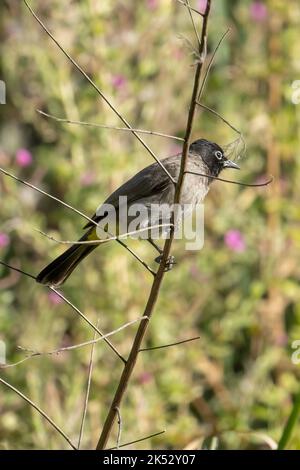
[1,0,300,450]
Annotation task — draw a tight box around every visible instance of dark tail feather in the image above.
[36,234,97,287]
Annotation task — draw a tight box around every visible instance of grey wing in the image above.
[83,156,178,229]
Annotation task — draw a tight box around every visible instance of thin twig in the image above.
[116,239,156,276]
[0,260,36,280]
[176,0,204,17]
[20,2,171,283]
[0,260,125,362]
[107,430,166,450]
[0,166,155,275]
[78,322,98,449]
[196,101,246,156]
[140,335,200,352]
[184,171,273,187]
[197,29,230,101]
[2,317,146,369]
[35,223,173,246]
[50,287,126,363]
[177,33,200,60]
[96,0,212,450]
[0,166,96,226]
[197,102,241,135]
[195,30,248,158]
[186,0,200,47]
[24,0,175,183]
[115,407,122,450]
[0,377,77,450]
[37,110,184,142]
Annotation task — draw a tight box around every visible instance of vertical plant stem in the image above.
[0,377,76,450]
[78,323,98,449]
[96,0,212,450]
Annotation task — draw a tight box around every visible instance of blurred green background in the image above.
[1,0,300,450]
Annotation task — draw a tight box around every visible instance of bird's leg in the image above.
[147,238,176,272]
[155,254,176,271]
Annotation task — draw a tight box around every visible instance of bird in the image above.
[36,138,239,286]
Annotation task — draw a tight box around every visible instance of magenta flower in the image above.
[250,2,267,22]
[147,0,158,10]
[48,291,63,305]
[224,230,245,253]
[111,75,127,90]
[173,47,184,60]
[138,372,152,385]
[275,334,288,347]
[16,148,33,167]
[198,0,207,14]
[80,172,95,187]
[0,233,10,248]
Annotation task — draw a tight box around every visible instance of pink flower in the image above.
[48,291,63,305]
[224,230,245,253]
[147,0,158,10]
[198,0,207,14]
[80,172,95,187]
[275,334,288,347]
[138,372,152,385]
[111,75,127,90]
[16,148,33,167]
[190,264,200,279]
[173,47,184,60]
[250,2,267,22]
[0,233,10,248]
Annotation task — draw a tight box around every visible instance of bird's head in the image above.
[189,138,240,177]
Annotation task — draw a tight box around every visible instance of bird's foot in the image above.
[154,255,176,272]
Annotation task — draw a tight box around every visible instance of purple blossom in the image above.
[275,334,288,347]
[48,291,63,305]
[111,74,127,90]
[173,47,184,60]
[80,172,95,187]
[0,233,10,248]
[147,0,158,10]
[224,230,245,253]
[250,2,267,22]
[190,264,200,279]
[138,372,152,385]
[16,148,33,167]
[198,0,207,14]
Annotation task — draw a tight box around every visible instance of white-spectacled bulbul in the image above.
[36,138,239,286]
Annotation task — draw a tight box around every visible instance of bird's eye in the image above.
[215,150,223,160]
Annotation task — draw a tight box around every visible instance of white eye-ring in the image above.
[215,150,223,160]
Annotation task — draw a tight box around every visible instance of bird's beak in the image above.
[223,159,240,170]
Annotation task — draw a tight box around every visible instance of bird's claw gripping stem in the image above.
[154,255,176,272]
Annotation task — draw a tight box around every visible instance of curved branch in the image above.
[0,261,125,363]
[24,1,175,183]
[96,0,212,450]
[0,377,77,450]
[37,110,184,142]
